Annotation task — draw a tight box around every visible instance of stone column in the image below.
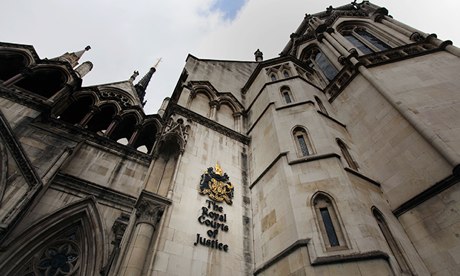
[234,112,243,132]
[120,195,165,276]
[78,106,99,127]
[323,31,350,57]
[317,36,342,69]
[104,116,121,137]
[380,15,460,57]
[128,125,143,147]
[374,15,413,38]
[2,67,33,87]
[209,101,219,120]
[330,31,356,53]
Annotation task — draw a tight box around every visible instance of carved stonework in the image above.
[136,199,165,226]
[163,117,189,151]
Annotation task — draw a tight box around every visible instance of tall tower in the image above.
[0,1,459,275]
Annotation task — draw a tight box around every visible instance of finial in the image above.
[51,45,91,68]
[254,49,263,62]
[130,70,139,82]
[153,58,162,69]
[135,63,158,106]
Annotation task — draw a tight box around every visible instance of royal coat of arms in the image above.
[199,164,234,205]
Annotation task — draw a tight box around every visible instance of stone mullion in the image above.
[330,31,357,54]
[317,38,342,69]
[2,67,33,87]
[128,125,143,147]
[78,106,99,127]
[104,116,121,138]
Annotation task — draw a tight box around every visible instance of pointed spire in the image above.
[52,45,91,68]
[135,59,161,106]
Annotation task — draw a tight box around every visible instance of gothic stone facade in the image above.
[0,1,460,275]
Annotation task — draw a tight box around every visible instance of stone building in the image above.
[0,1,459,275]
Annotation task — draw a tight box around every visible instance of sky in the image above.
[1,0,459,114]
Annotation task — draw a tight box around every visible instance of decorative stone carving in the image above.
[136,199,165,226]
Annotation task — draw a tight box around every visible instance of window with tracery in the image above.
[340,25,391,55]
[19,226,81,276]
[313,193,347,250]
[302,48,338,82]
[293,127,313,157]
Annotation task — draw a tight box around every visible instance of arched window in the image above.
[15,67,68,98]
[336,139,358,170]
[293,127,313,157]
[270,74,277,82]
[0,50,30,81]
[340,25,391,55]
[59,95,94,125]
[302,48,338,82]
[282,70,290,78]
[280,86,293,104]
[315,96,328,115]
[313,193,347,250]
[372,208,412,274]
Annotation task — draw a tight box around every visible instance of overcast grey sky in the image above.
[1,0,459,114]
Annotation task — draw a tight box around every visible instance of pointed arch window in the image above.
[302,48,338,82]
[315,96,328,115]
[340,26,391,55]
[372,208,412,274]
[270,74,277,82]
[336,139,358,170]
[293,127,313,157]
[282,70,290,78]
[280,86,293,104]
[313,193,347,250]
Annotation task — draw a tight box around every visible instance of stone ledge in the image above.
[311,250,389,266]
[253,239,310,275]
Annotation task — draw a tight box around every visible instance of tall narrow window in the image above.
[343,34,373,54]
[297,135,309,156]
[283,70,290,78]
[293,127,313,157]
[373,208,412,274]
[280,86,293,104]
[314,52,338,81]
[320,208,339,246]
[340,25,391,55]
[356,29,390,51]
[337,139,358,170]
[270,74,277,81]
[315,96,328,115]
[301,47,339,83]
[283,92,292,104]
[313,193,347,250]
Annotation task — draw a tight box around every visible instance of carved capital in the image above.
[136,200,164,226]
[135,190,171,227]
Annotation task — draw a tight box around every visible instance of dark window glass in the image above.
[271,74,277,81]
[314,52,338,81]
[320,208,340,246]
[343,34,373,54]
[283,71,290,78]
[297,135,309,156]
[356,30,390,51]
[283,92,292,103]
